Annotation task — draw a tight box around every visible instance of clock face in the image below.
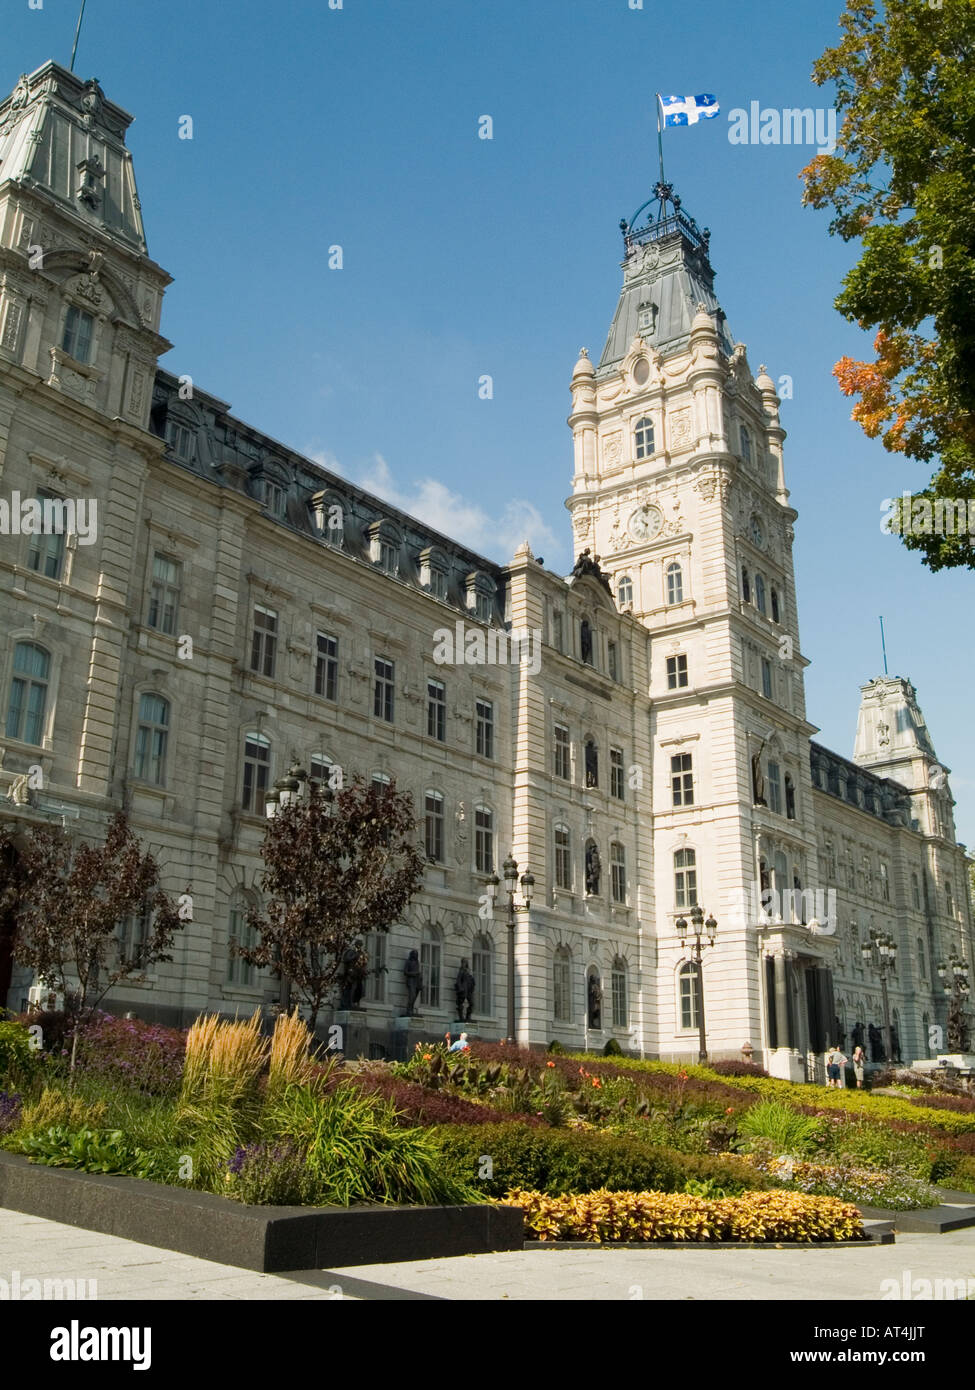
[749,514,765,549]
[627,505,663,543]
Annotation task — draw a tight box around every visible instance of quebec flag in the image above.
[659,94,720,127]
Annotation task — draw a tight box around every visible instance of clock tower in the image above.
[567,185,827,1075]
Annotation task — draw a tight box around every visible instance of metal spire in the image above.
[69,0,87,74]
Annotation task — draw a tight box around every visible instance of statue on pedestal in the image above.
[454,958,475,1022]
[337,939,368,1011]
[587,973,603,1029]
[585,842,601,896]
[404,949,422,1016]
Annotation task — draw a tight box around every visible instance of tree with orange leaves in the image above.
[802,0,975,571]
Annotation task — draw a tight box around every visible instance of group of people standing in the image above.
[825,1043,867,1088]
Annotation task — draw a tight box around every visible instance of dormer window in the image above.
[466,572,495,623]
[165,420,195,462]
[264,481,286,519]
[367,520,402,576]
[634,416,655,460]
[310,491,345,546]
[420,547,449,601]
[62,306,94,364]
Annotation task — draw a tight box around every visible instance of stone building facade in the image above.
[0,62,971,1070]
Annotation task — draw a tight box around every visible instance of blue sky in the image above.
[5,0,973,848]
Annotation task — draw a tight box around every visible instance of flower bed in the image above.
[508,1187,865,1243]
[745,1152,940,1211]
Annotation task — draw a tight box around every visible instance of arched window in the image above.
[584,737,599,788]
[911,873,921,910]
[771,587,780,624]
[474,805,494,874]
[666,562,683,606]
[242,732,271,812]
[135,693,169,785]
[674,848,697,908]
[472,932,494,1016]
[754,573,767,615]
[424,789,444,863]
[309,752,338,791]
[554,823,572,891]
[580,618,594,665]
[634,416,654,460]
[5,642,50,745]
[740,424,753,465]
[421,925,442,1009]
[741,566,751,603]
[917,937,926,980]
[617,575,633,607]
[611,957,628,1028]
[679,961,701,1030]
[227,893,258,987]
[610,842,626,904]
[553,945,572,1022]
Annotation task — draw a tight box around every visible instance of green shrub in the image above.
[0,1020,36,1085]
[603,1039,623,1057]
[738,1100,824,1155]
[432,1123,769,1198]
[946,1155,975,1192]
[547,1040,565,1055]
[826,1119,936,1180]
[265,1081,476,1206]
[14,1125,182,1183]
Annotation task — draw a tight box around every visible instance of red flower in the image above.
[546,1061,556,1068]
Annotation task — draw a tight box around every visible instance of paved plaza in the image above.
[3,1209,975,1301]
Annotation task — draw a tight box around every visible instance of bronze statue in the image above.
[404,948,422,1016]
[338,938,368,1010]
[585,842,601,896]
[454,958,475,1021]
[588,973,603,1029]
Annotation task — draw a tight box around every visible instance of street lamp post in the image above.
[861,929,897,1063]
[264,756,312,1012]
[676,905,717,1063]
[487,853,534,1046]
[937,948,971,1053]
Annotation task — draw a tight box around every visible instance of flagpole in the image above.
[69,0,87,73]
[655,93,666,192]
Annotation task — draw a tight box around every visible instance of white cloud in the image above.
[335,452,565,567]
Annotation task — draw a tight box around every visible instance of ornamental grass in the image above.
[267,1009,321,1098]
[507,1187,865,1244]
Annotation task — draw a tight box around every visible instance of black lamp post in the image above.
[487,853,534,1046]
[861,929,897,1062]
[676,904,717,1063]
[937,948,971,1053]
[264,756,311,1011]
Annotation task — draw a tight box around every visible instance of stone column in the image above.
[773,951,792,1049]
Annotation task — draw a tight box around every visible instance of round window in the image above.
[633,358,650,386]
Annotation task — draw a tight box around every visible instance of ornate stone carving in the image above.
[1,301,23,352]
[606,512,626,554]
[670,408,692,447]
[602,431,622,468]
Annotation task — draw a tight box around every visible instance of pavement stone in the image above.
[3,1207,975,1301]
